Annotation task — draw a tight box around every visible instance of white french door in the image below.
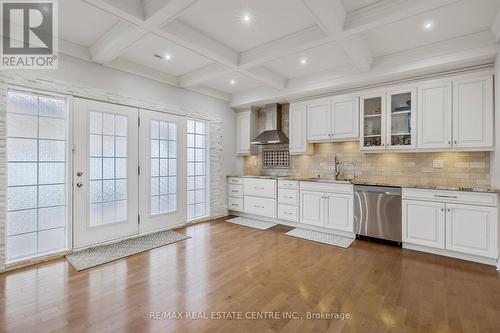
[73,98,139,248]
[138,109,187,233]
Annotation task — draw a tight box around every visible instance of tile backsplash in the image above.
[244,104,491,188]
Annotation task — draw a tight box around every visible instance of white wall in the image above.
[13,54,244,178]
[491,48,500,188]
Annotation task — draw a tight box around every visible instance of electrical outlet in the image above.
[432,160,443,169]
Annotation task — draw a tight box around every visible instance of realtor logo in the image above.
[1,0,58,69]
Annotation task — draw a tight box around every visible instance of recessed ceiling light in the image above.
[424,21,434,30]
[300,58,308,65]
[230,79,236,85]
[154,54,173,61]
[242,12,252,24]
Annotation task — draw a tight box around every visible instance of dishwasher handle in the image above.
[355,185,401,196]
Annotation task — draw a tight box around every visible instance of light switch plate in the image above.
[432,160,443,169]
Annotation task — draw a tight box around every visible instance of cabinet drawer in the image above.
[228,197,243,212]
[402,188,497,206]
[228,177,244,185]
[278,204,298,222]
[300,181,353,194]
[278,189,299,205]
[244,196,276,218]
[228,184,243,198]
[244,178,277,198]
[278,180,299,189]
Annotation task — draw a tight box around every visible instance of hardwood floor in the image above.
[1,217,499,333]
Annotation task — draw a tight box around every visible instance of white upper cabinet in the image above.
[307,98,332,141]
[360,91,386,151]
[417,79,453,149]
[452,75,494,149]
[307,95,359,143]
[386,87,416,150]
[331,95,359,141]
[236,108,258,156]
[289,102,313,155]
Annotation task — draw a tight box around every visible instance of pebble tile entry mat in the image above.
[226,217,277,230]
[285,228,355,248]
[66,230,190,271]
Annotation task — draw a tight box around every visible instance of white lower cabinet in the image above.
[402,188,499,263]
[244,196,277,218]
[299,183,354,233]
[324,193,353,232]
[300,190,324,227]
[446,203,497,258]
[402,200,445,249]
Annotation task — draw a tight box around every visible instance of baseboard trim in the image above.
[403,243,498,267]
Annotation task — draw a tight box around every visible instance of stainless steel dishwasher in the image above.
[354,185,402,244]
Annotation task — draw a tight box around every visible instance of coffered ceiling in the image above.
[57,0,500,107]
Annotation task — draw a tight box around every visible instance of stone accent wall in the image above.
[0,72,228,271]
[245,141,491,188]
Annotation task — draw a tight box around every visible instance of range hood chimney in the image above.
[250,104,289,145]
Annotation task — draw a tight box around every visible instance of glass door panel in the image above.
[187,119,209,220]
[73,98,139,249]
[361,94,385,150]
[387,88,416,149]
[138,109,187,234]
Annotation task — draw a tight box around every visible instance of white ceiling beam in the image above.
[158,20,238,67]
[344,0,463,36]
[186,85,230,102]
[106,58,179,86]
[241,67,286,90]
[239,26,329,68]
[178,63,234,87]
[87,0,199,64]
[492,9,500,41]
[230,32,497,108]
[302,0,372,72]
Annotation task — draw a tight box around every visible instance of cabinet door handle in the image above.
[435,194,458,198]
[441,208,444,212]
[454,141,457,145]
[284,196,293,199]
[231,190,238,193]
[448,141,451,145]
[447,208,451,212]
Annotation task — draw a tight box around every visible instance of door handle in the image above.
[76,171,83,177]
[76,182,83,188]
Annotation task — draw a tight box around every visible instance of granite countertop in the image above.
[227,175,500,193]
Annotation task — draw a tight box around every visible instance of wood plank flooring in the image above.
[0,217,499,333]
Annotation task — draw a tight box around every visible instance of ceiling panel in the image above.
[202,72,264,94]
[60,0,119,47]
[120,34,212,76]
[263,42,351,79]
[177,0,317,52]
[341,0,382,13]
[362,0,500,58]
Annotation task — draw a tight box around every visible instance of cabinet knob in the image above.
[454,141,457,145]
[448,141,451,145]
[441,208,444,212]
[447,208,451,212]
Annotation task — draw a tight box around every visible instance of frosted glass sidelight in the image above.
[39,163,65,184]
[6,91,68,262]
[7,209,37,236]
[7,113,38,138]
[187,119,208,220]
[8,162,37,186]
[39,117,66,140]
[88,111,128,226]
[38,206,66,230]
[8,91,37,115]
[150,120,177,215]
[8,138,37,161]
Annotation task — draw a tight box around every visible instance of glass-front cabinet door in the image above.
[360,92,386,151]
[386,87,416,150]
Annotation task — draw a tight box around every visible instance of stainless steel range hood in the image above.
[251,104,289,145]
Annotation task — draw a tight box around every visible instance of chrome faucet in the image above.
[334,155,341,180]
